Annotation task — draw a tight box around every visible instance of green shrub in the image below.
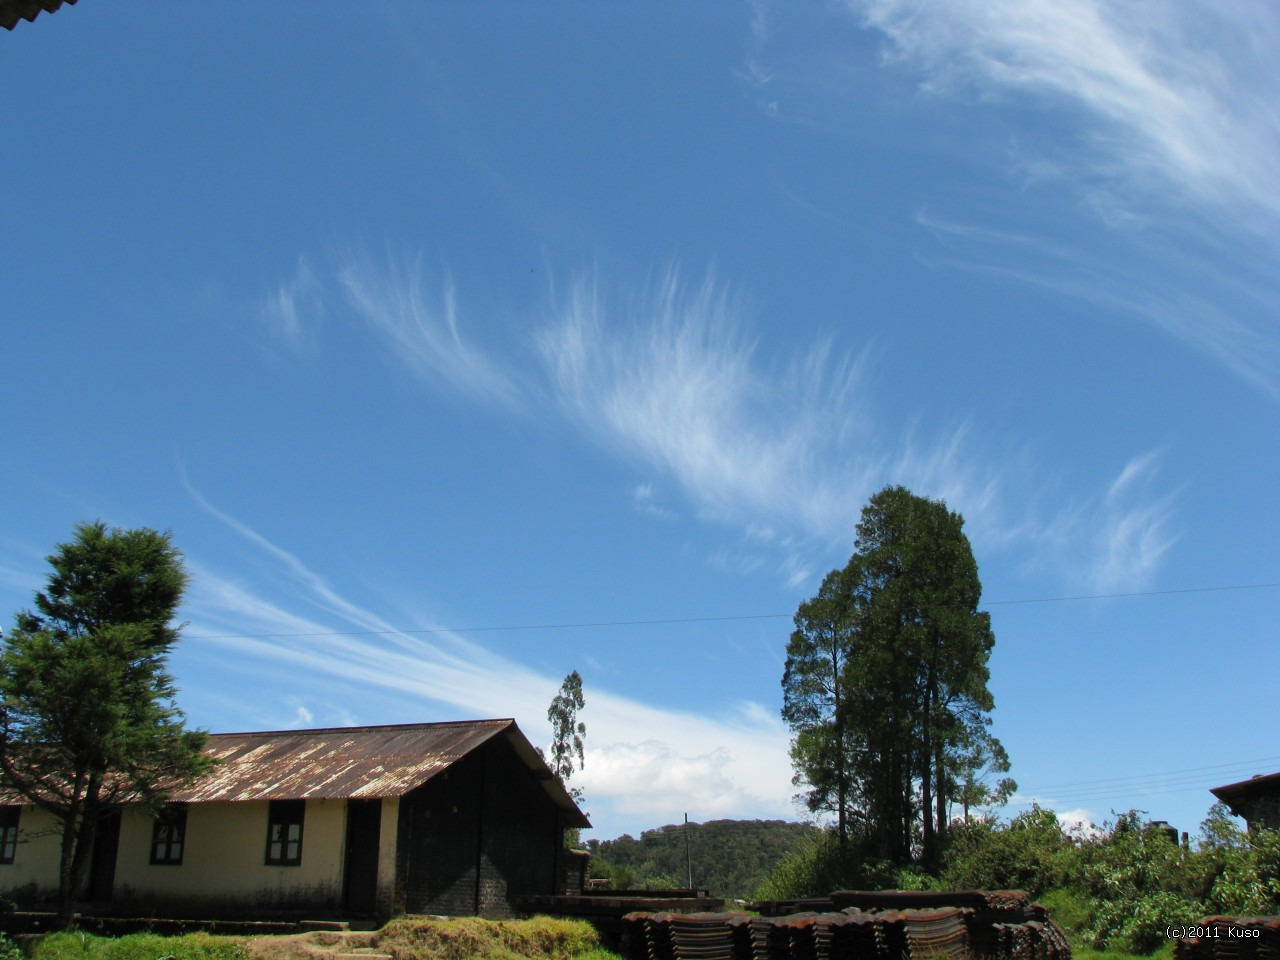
[940,807,1080,897]
[755,828,925,900]
[1198,805,1280,915]
[28,932,244,960]
[1074,812,1201,953]
[755,829,845,900]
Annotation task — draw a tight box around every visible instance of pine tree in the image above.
[0,522,209,927]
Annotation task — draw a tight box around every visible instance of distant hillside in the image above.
[585,819,817,901]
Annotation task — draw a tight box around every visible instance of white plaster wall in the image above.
[114,799,345,907]
[0,806,62,897]
[376,797,398,916]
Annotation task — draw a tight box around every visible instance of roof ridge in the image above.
[207,718,515,739]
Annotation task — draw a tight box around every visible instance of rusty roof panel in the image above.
[169,719,513,803]
[1,0,77,30]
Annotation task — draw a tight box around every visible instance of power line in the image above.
[189,612,788,641]
[186,580,1280,641]
[1016,754,1280,793]
[984,581,1280,606]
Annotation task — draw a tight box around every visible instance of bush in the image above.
[1073,811,1201,953]
[27,932,244,960]
[1198,804,1280,915]
[755,828,929,900]
[940,807,1080,897]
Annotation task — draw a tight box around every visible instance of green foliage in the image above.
[28,931,245,960]
[754,827,936,900]
[754,828,846,900]
[547,672,586,806]
[1197,804,1280,915]
[937,804,1280,955]
[0,933,22,960]
[782,486,1007,866]
[377,916,598,960]
[1035,888,1094,941]
[940,807,1079,896]
[1073,812,1199,952]
[589,819,816,899]
[0,522,209,924]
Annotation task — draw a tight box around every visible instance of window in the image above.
[150,804,187,865]
[0,807,18,864]
[265,800,305,866]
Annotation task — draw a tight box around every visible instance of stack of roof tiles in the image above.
[1174,918,1280,960]
[621,889,1070,960]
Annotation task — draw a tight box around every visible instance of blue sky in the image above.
[2,1,1278,843]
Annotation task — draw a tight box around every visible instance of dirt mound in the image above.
[240,930,380,960]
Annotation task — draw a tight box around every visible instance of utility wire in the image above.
[1016,754,1280,793]
[187,580,1280,641]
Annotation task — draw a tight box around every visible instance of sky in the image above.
[2,1,1278,845]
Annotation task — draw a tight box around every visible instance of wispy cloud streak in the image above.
[271,256,1180,591]
[753,2,1280,396]
[848,0,1280,223]
[339,254,525,409]
[262,256,324,351]
[1030,452,1179,593]
[180,500,795,834]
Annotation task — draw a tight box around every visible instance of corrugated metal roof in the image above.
[1211,770,1280,801]
[3,718,590,827]
[1,0,77,31]
[171,718,511,802]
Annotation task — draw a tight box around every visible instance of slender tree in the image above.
[0,522,209,927]
[547,670,586,803]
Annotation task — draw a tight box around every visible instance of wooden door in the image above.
[343,799,381,916]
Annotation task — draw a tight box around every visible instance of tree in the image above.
[0,522,209,928]
[547,670,586,804]
[782,486,1009,867]
[782,567,860,853]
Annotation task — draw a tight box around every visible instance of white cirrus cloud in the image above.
[264,259,1181,591]
[534,271,1007,548]
[1030,452,1179,593]
[338,254,526,410]
[180,497,795,838]
[846,0,1280,222]
[263,255,325,351]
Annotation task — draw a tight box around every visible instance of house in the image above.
[0,719,590,921]
[0,0,77,31]
[1210,771,1280,832]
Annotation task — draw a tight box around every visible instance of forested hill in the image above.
[585,819,817,900]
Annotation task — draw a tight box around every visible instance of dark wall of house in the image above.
[1236,790,1280,831]
[396,736,562,918]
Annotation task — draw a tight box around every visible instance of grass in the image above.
[1073,945,1175,960]
[8,918,618,960]
[23,932,245,960]
[1037,889,1180,960]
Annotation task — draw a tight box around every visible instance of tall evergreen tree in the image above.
[782,486,1011,866]
[0,522,208,927]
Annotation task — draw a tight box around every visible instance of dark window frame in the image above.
[265,799,305,866]
[149,804,187,865]
[0,807,19,865]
